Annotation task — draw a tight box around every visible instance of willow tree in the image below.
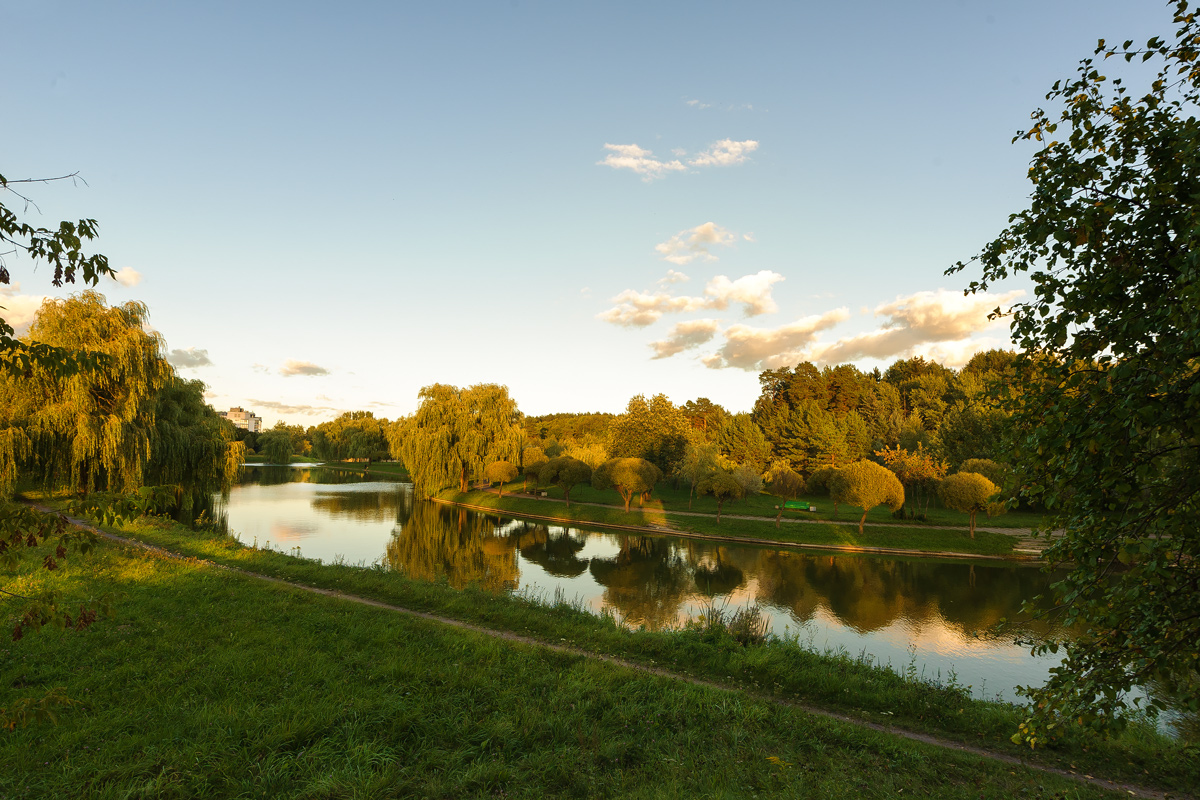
[3,292,171,495]
[400,383,523,496]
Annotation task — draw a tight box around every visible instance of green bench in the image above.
[779,500,816,512]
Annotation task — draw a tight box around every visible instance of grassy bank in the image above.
[445,489,1024,557]
[6,508,1193,797]
[0,524,1135,800]
[325,460,411,479]
[508,480,1046,530]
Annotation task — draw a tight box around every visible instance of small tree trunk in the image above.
[688,483,694,511]
[623,489,631,512]
[969,511,976,539]
[716,499,723,523]
[859,510,868,534]
[498,484,504,499]
[775,507,782,528]
[564,487,570,508]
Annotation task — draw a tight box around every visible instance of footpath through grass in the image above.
[4,508,1193,798]
[446,489,1023,558]
[0,526,1127,800]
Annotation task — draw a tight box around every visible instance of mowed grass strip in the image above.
[2,538,1127,800]
[447,489,1022,557]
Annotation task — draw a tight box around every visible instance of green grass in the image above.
[243,454,321,465]
[513,480,1047,529]
[451,489,1023,557]
[9,507,1193,798]
[2,528,1152,799]
[324,460,411,479]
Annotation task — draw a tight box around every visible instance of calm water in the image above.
[219,465,1070,703]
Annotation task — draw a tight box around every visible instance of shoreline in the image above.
[431,495,1041,563]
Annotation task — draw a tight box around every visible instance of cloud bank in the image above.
[701,310,852,370]
[112,267,142,287]
[598,270,784,327]
[280,359,331,377]
[650,319,721,359]
[0,283,44,336]
[167,347,212,369]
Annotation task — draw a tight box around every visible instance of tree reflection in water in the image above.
[588,536,694,630]
[385,501,518,592]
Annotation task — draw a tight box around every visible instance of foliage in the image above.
[258,424,294,465]
[958,458,1008,489]
[592,457,662,512]
[715,412,772,472]
[606,394,693,477]
[398,383,523,495]
[562,439,607,469]
[1,292,171,495]
[948,2,1200,740]
[0,172,114,378]
[938,472,1000,539]
[484,459,518,497]
[696,469,745,523]
[678,440,719,510]
[876,443,948,519]
[310,411,388,462]
[765,460,805,527]
[537,456,592,507]
[830,460,905,534]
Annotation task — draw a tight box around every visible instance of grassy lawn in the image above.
[4,508,1192,798]
[2,527,1155,800]
[451,489,1023,557]
[325,460,411,479]
[512,480,1047,530]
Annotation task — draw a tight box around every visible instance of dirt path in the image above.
[36,505,1182,800]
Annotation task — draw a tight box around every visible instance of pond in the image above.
[219,465,1070,704]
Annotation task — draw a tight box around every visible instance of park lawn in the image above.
[324,460,411,478]
[516,480,1046,530]
[242,454,322,465]
[0,529,1149,800]
[453,489,1022,557]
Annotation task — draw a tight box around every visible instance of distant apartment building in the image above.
[220,406,263,433]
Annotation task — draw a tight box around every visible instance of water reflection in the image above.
[219,467,1070,701]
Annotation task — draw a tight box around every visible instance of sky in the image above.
[2,0,1167,425]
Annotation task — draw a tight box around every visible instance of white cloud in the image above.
[688,139,759,167]
[250,399,341,417]
[598,270,784,328]
[703,270,783,317]
[0,283,45,336]
[701,309,852,371]
[598,143,686,180]
[657,269,690,285]
[167,347,213,369]
[654,222,736,265]
[742,232,756,242]
[111,267,142,287]
[808,289,1023,365]
[596,289,709,327]
[280,359,331,377]
[685,99,713,110]
[650,319,721,359]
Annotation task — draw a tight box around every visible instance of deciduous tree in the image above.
[829,460,905,534]
[538,456,592,507]
[484,460,518,497]
[947,3,1200,738]
[697,469,745,523]
[593,457,662,512]
[765,460,805,528]
[938,472,999,539]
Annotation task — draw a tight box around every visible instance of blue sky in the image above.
[2,0,1165,424]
